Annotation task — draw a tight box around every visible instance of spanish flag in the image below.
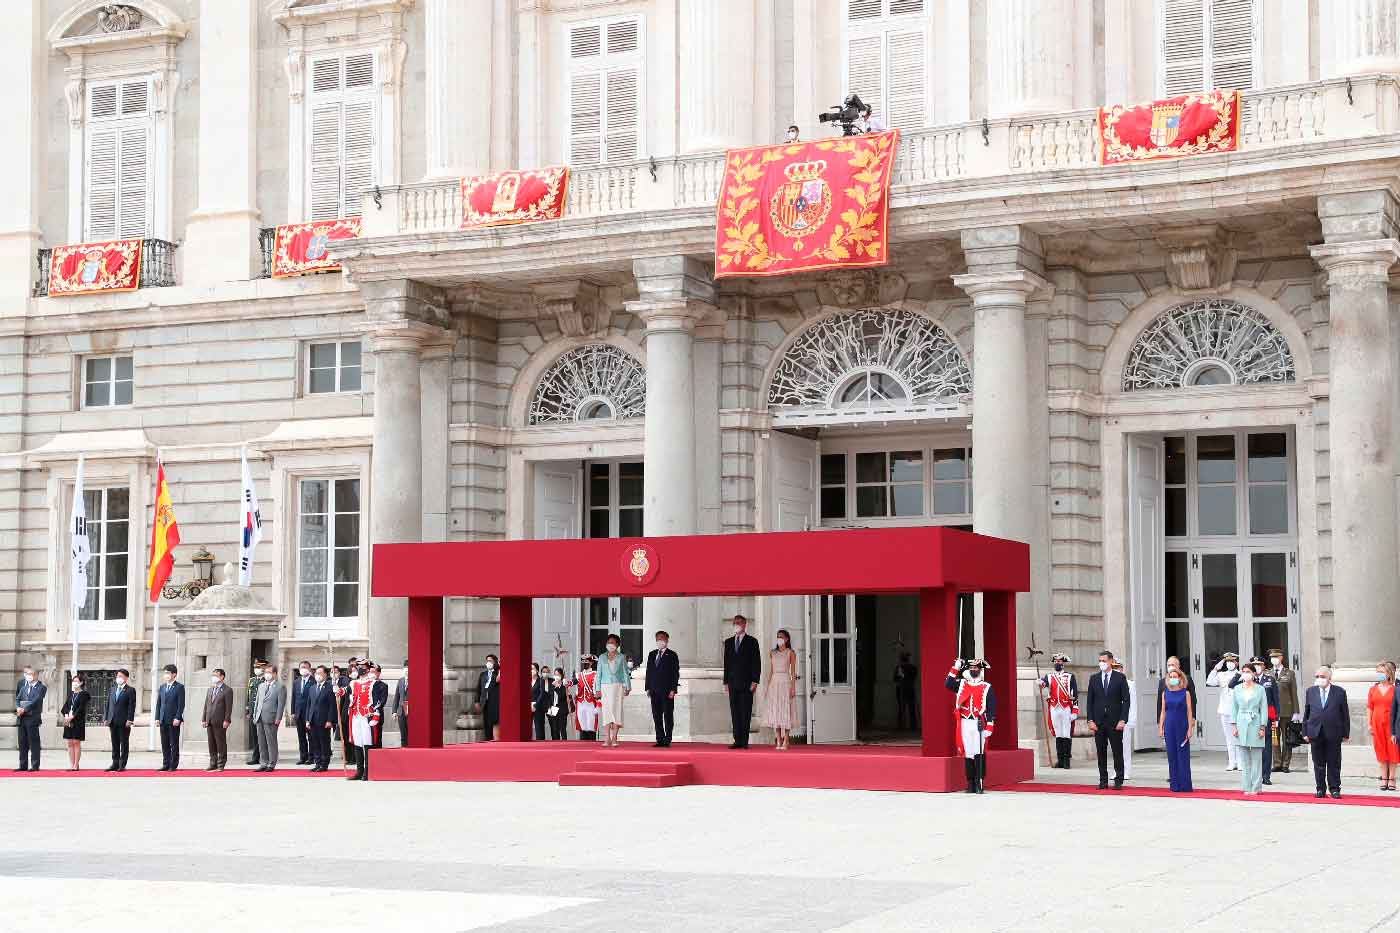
[147,461,181,602]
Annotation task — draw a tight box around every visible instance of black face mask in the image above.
[1053,664,1063,671]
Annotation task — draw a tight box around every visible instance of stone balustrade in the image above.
[361,75,1400,239]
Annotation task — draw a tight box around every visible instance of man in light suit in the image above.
[202,668,233,771]
[103,668,136,771]
[15,665,46,771]
[155,664,185,771]
[645,630,681,747]
[393,658,409,747]
[252,664,287,772]
[1085,649,1131,790]
[1302,665,1349,798]
[722,615,762,749]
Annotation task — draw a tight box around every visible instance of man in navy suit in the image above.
[1302,665,1349,798]
[103,668,137,771]
[1085,649,1132,790]
[155,664,186,771]
[303,665,337,772]
[15,665,46,771]
[291,660,314,764]
[645,630,681,747]
[722,615,762,749]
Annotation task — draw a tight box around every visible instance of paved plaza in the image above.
[3,751,1399,933]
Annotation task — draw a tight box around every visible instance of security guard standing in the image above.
[245,658,267,765]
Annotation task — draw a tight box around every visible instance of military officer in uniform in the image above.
[1040,652,1079,769]
[244,658,267,766]
[1268,648,1300,772]
[945,658,997,794]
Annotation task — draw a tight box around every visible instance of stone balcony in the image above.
[341,75,1400,287]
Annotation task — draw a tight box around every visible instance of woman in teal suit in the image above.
[1232,666,1270,795]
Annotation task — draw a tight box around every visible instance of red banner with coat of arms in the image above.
[271,217,362,278]
[715,130,898,279]
[1098,89,1240,165]
[461,167,569,228]
[48,239,142,296]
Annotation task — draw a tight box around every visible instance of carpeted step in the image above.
[558,770,683,788]
[572,759,693,780]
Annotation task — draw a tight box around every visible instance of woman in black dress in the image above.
[62,673,91,771]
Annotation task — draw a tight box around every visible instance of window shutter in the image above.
[888,0,925,14]
[847,33,884,117]
[1160,0,1206,95]
[1209,0,1254,90]
[344,52,375,90]
[341,99,375,216]
[119,80,148,116]
[848,0,882,20]
[885,29,926,129]
[605,20,638,55]
[116,124,149,238]
[85,127,119,240]
[89,83,118,120]
[604,68,639,163]
[570,23,602,59]
[312,58,341,93]
[309,102,343,221]
[568,72,602,166]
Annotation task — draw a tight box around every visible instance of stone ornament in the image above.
[97,5,144,33]
[1121,297,1296,391]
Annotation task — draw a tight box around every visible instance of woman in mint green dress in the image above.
[1231,667,1270,795]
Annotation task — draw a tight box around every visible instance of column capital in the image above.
[361,318,454,353]
[960,225,1045,278]
[632,256,716,305]
[952,269,1053,303]
[624,298,718,334]
[532,280,609,339]
[1309,238,1400,287]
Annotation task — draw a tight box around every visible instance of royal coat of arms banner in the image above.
[1098,89,1240,165]
[461,167,569,228]
[271,217,362,278]
[715,130,898,279]
[48,239,142,296]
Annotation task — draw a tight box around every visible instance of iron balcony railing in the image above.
[33,237,179,296]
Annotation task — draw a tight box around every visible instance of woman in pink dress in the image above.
[1368,659,1399,791]
[762,629,799,749]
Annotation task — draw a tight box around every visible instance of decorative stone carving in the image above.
[529,344,646,424]
[97,4,144,32]
[1121,298,1296,391]
[533,282,610,339]
[1154,225,1239,290]
[768,308,971,411]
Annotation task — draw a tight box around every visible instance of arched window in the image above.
[529,344,645,425]
[1121,298,1295,392]
[767,308,970,412]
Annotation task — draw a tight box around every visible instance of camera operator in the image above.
[859,104,888,134]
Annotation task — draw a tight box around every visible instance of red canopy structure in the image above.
[373,526,1031,769]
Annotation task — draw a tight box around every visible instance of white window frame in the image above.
[305,340,364,396]
[78,485,132,640]
[1156,0,1260,97]
[817,434,973,528]
[82,78,155,241]
[563,15,645,166]
[841,0,931,132]
[81,354,135,409]
[303,51,379,221]
[294,475,364,638]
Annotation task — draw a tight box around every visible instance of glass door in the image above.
[1194,549,1247,749]
[583,461,645,667]
[808,594,857,743]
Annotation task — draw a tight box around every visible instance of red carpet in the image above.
[371,741,1036,792]
[998,781,1400,807]
[2,768,338,778]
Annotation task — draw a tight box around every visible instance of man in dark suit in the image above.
[1085,649,1131,790]
[1302,665,1349,798]
[155,663,185,771]
[14,665,46,771]
[291,660,313,764]
[475,655,500,741]
[722,614,762,749]
[645,630,681,747]
[303,665,337,771]
[103,668,136,771]
[393,659,409,747]
[202,668,233,771]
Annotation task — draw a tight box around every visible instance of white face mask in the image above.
[777,638,788,648]
[368,671,378,681]
[656,641,667,651]
[212,676,223,686]
[1272,659,1283,668]
[607,644,618,654]
[734,626,745,637]
[71,681,81,690]
[1241,674,1255,684]
[486,661,495,671]
[23,673,35,683]
[300,669,311,678]
[115,677,126,686]
[1314,677,1327,688]
[314,674,325,683]
[263,672,275,681]
[1098,661,1109,672]
[1226,661,1237,670]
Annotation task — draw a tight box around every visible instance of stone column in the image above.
[184,0,259,284]
[1328,0,1400,77]
[984,0,1076,117]
[1310,238,1400,670]
[678,0,758,152]
[0,0,42,301]
[362,282,450,665]
[420,341,453,542]
[425,0,493,178]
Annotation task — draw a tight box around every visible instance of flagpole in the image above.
[70,454,85,678]
[148,452,161,752]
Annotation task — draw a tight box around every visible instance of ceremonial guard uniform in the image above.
[347,674,379,781]
[1268,648,1300,772]
[244,660,266,765]
[1040,653,1079,769]
[573,657,600,741]
[945,658,997,794]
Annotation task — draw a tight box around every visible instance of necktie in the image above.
[1103,673,1108,691]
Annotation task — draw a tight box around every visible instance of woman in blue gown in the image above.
[1158,669,1195,792]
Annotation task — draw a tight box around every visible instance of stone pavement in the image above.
[3,753,1400,933]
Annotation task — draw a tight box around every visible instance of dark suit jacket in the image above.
[645,648,681,695]
[291,674,312,717]
[723,634,762,689]
[1303,684,1350,743]
[203,682,233,726]
[1392,687,1399,741]
[393,677,408,718]
[1086,669,1131,728]
[155,681,185,724]
[105,683,136,725]
[477,670,500,715]
[530,677,548,711]
[62,690,89,722]
[546,684,569,717]
[304,681,336,726]
[370,680,388,721]
[15,680,46,725]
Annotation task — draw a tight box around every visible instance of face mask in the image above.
[1378,672,1389,683]
[777,638,788,648]
[71,681,81,690]
[212,676,223,686]
[369,671,379,680]
[1053,663,1063,672]
[486,661,495,671]
[116,677,126,686]
[1272,659,1283,668]
[607,644,618,654]
[314,674,325,683]
[24,673,35,683]
[300,669,311,677]
[1098,661,1109,672]
[967,671,982,681]
[656,641,667,651]
[1226,662,1237,670]
[1314,677,1327,688]
[785,130,797,142]
[163,673,173,682]
[1167,677,1180,687]
[552,675,562,684]
[263,672,275,681]
[1241,674,1255,684]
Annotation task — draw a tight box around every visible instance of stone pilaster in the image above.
[425,0,493,178]
[984,0,1076,117]
[184,0,259,285]
[1328,0,1400,77]
[678,0,758,152]
[0,0,42,302]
